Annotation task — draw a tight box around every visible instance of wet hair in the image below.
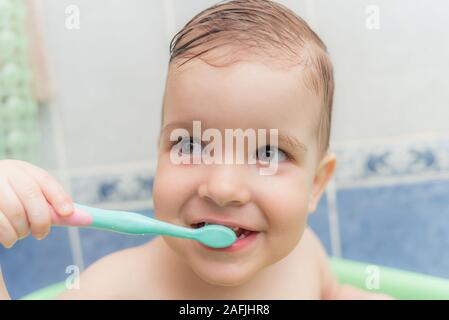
[167,0,334,157]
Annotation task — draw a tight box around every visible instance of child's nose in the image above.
[198,165,251,208]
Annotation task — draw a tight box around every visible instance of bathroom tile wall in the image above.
[0,227,73,299]
[338,180,449,278]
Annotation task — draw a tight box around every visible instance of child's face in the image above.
[153,56,335,286]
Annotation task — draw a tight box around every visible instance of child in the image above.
[0,0,390,299]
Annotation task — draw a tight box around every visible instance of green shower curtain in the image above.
[0,0,40,162]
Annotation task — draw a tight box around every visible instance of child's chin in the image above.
[196,272,252,287]
[162,236,264,286]
[190,261,259,287]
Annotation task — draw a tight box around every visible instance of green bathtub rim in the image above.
[20,258,449,300]
[330,257,449,300]
[21,281,67,300]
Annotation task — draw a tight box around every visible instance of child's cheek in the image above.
[259,174,309,223]
[152,165,181,220]
[152,162,200,220]
[261,177,310,254]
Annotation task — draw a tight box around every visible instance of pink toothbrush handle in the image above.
[49,203,93,227]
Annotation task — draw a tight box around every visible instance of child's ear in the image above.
[307,152,337,213]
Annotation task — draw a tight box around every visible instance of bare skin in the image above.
[56,229,329,299]
[0,57,391,300]
[55,230,387,299]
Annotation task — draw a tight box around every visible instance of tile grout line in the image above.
[337,172,449,190]
[326,178,342,257]
[48,98,85,272]
[163,0,177,46]
[303,0,318,30]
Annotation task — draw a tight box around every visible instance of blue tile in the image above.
[80,208,155,267]
[0,227,73,299]
[308,194,332,255]
[338,179,449,278]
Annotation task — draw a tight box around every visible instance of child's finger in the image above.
[8,169,52,240]
[0,180,30,239]
[16,161,73,216]
[0,209,19,248]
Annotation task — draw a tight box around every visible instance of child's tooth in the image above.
[238,233,245,240]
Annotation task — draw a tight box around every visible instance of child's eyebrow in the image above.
[276,132,308,155]
[160,121,192,137]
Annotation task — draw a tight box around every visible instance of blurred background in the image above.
[0,0,448,299]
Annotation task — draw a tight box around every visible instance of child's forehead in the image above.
[164,59,321,131]
[168,48,304,81]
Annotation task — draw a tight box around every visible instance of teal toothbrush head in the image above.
[193,224,237,248]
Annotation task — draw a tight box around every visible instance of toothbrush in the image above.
[49,203,236,249]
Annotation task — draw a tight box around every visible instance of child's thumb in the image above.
[0,265,11,300]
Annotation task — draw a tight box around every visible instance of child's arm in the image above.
[0,267,11,300]
[56,262,116,299]
[56,245,148,300]
[306,228,393,300]
[56,252,128,299]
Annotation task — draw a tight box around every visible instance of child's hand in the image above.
[0,159,74,248]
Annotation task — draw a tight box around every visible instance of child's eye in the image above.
[255,145,289,164]
[175,136,202,155]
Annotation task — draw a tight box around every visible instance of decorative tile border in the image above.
[70,168,155,208]
[70,135,449,206]
[332,135,449,186]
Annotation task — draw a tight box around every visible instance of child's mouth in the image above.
[191,222,255,240]
[190,221,260,252]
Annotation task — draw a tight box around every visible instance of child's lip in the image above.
[199,230,260,252]
[188,218,258,232]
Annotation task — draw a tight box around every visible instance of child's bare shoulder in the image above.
[293,227,329,263]
[57,240,159,299]
[300,227,337,296]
